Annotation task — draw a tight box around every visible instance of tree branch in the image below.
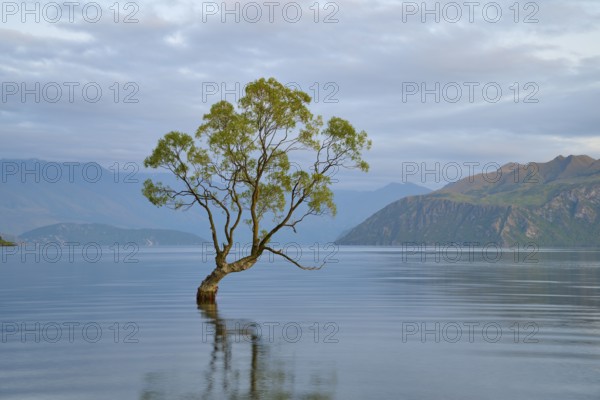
[263,246,325,270]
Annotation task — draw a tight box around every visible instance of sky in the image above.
[1,0,600,189]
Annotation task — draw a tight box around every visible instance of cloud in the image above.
[1,0,599,188]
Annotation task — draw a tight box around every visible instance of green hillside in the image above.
[0,235,16,246]
[338,155,600,247]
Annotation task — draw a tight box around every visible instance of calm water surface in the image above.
[1,246,600,399]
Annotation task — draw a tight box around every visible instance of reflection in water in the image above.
[374,250,600,360]
[4,247,600,399]
[138,302,335,399]
[377,250,600,309]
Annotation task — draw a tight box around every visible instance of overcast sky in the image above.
[2,0,599,188]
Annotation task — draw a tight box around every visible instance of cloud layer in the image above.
[2,0,599,188]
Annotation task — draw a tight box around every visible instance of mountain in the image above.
[0,159,204,236]
[337,155,600,247]
[20,223,207,246]
[0,159,430,244]
[271,182,431,244]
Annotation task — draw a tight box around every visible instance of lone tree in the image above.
[143,78,371,303]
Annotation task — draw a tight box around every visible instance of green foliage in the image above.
[339,159,600,248]
[142,77,371,263]
[0,236,16,246]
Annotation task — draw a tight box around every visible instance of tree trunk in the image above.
[197,268,227,304]
[196,257,258,304]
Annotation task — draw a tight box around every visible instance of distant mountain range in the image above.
[19,223,207,246]
[0,159,206,236]
[0,159,430,244]
[272,182,431,244]
[338,155,600,247]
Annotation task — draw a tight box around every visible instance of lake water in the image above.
[1,245,600,399]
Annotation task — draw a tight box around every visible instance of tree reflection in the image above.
[139,302,335,399]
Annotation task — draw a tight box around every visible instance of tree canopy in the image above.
[143,77,371,272]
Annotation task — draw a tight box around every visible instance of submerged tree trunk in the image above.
[196,268,227,304]
[197,256,258,304]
